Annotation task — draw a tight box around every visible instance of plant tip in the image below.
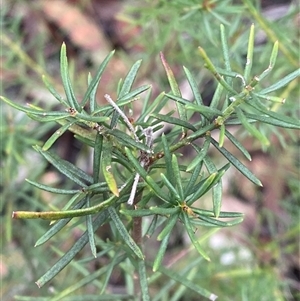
[35,281,41,288]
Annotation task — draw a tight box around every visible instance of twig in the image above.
[104,94,139,141]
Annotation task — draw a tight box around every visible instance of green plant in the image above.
[2,22,299,301]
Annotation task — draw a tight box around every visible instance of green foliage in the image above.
[2,21,299,300]
[2,1,299,299]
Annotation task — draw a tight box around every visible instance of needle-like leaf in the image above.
[108,207,144,259]
[35,210,109,287]
[210,138,263,186]
[102,140,119,197]
[60,43,81,112]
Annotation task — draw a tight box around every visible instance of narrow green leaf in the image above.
[61,194,92,218]
[40,144,93,184]
[210,82,224,110]
[203,157,222,218]
[236,107,270,146]
[60,43,81,112]
[138,91,165,122]
[93,132,103,183]
[165,94,223,117]
[124,147,147,178]
[225,117,256,126]
[81,50,115,108]
[110,109,120,129]
[187,220,221,227]
[27,113,70,122]
[160,173,181,202]
[93,90,144,115]
[247,96,300,128]
[35,210,109,287]
[214,67,242,79]
[102,140,119,197]
[42,75,69,107]
[244,112,300,129]
[210,138,263,186]
[187,163,229,200]
[197,214,244,227]
[253,93,286,103]
[218,123,226,147]
[25,103,44,111]
[202,11,216,45]
[186,175,215,201]
[120,208,153,217]
[191,207,244,218]
[154,264,217,300]
[34,196,87,247]
[145,175,169,203]
[124,149,168,203]
[13,178,135,220]
[183,66,204,106]
[49,254,126,301]
[107,129,151,153]
[73,134,94,147]
[157,213,179,241]
[43,120,75,151]
[144,215,159,238]
[185,160,202,197]
[153,125,180,146]
[151,113,197,131]
[185,102,223,117]
[133,190,153,208]
[87,73,96,112]
[118,60,142,98]
[34,145,93,187]
[108,207,144,259]
[198,46,238,95]
[75,112,109,123]
[160,52,181,96]
[243,24,255,82]
[220,24,232,86]
[187,138,210,172]
[86,197,97,258]
[259,68,300,94]
[91,104,111,115]
[225,129,251,160]
[153,230,172,272]
[100,250,121,294]
[26,179,79,195]
[83,182,111,194]
[111,149,133,172]
[117,78,123,96]
[257,41,278,81]
[138,260,150,301]
[170,264,199,301]
[1,96,69,118]
[172,154,184,200]
[160,52,187,132]
[186,167,227,206]
[181,212,210,261]
[161,133,174,185]
[138,87,151,118]
[117,85,151,102]
[13,198,108,220]
[149,206,180,215]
